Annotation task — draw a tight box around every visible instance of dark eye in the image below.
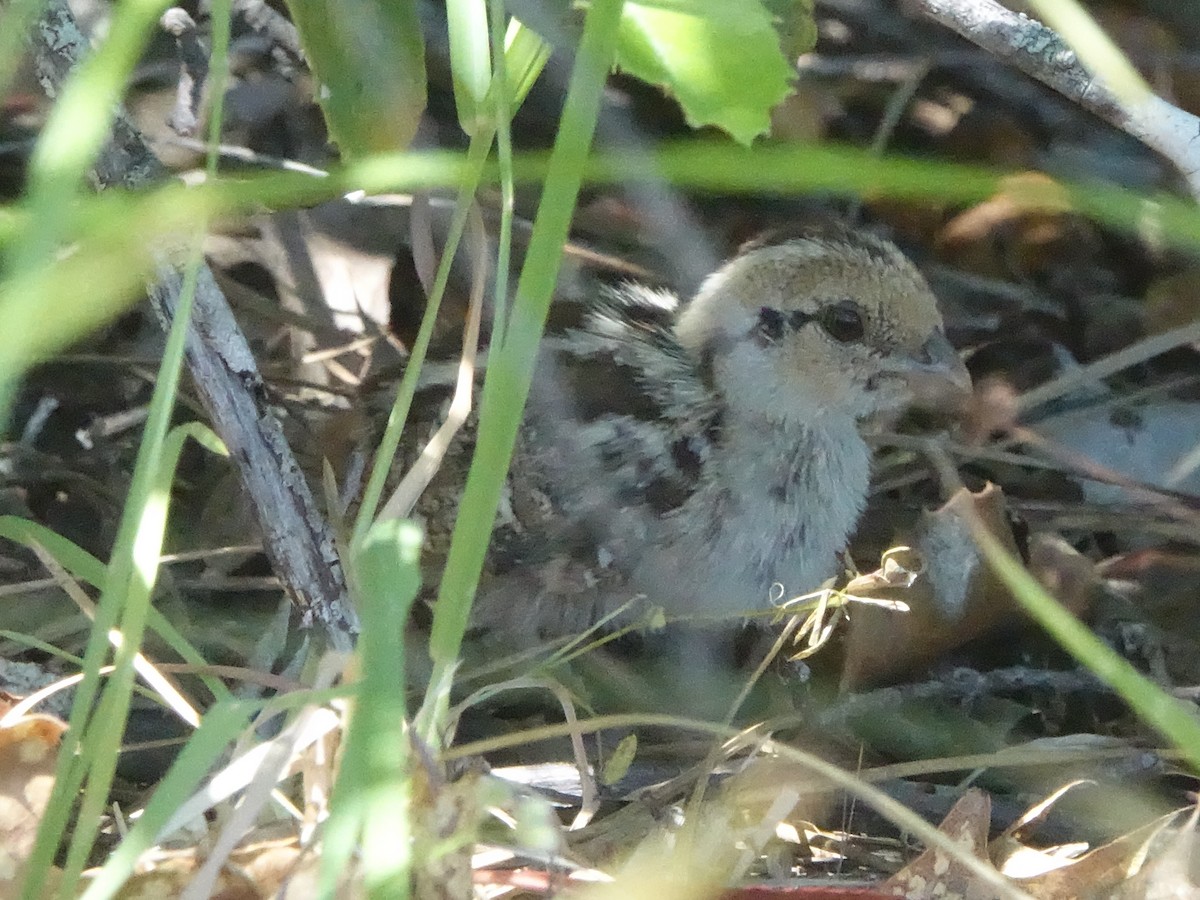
[818,301,865,343]
[757,307,784,342]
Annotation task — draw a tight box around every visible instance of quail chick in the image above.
[402,228,971,641]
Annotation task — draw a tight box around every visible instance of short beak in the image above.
[896,329,972,412]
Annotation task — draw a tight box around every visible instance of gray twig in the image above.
[160,7,209,137]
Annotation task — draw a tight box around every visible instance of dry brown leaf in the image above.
[882,788,997,900]
[840,483,1018,688]
[842,484,1099,688]
[1112,806,1199,899]
[992,780,1091,879]
[1014,807,1189,899]
[719,754,839,840]
[102,851,260,900]
[231,836,322,898]
[75,828,334,899]
[981,788,1194,898]
[0,711,66,894]
[1026,534,1099,621]
[934,172,1098,281]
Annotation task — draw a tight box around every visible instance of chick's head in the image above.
[675,231,970,425]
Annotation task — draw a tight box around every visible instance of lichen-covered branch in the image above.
[916,0,1200,198]
[24,0,358,651]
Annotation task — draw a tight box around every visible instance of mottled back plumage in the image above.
[399,231,970,640]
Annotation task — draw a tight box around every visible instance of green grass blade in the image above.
[0,516,108,587]
[0,514,236,705]
[39,1,236,880]
[499,21,552,108]
[971,519,1200,773]
[420,0,628,735]
[447,0,493,134]
[321,519,422,898]
[77,700,256,900]
[1024,0,1148,106]
[489,0,517,343]
[1,0,173,415]
[55,419,221,893]
[10,0,169,275]
[284,0,426,157]
[350,136,491,546]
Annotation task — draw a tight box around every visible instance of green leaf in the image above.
[447,0,493,134]
[764,0,817,60]
[285,0,427,157]
[615,0,804,144]
[320,518,422,896]
[601,732,638,785]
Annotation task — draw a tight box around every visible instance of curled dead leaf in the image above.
[842,484,1099,689]
[0,712,66,894]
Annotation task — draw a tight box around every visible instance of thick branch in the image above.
[25,0,358,651]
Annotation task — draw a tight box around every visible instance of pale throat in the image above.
[717,403,869,511]
[680,406,872,609]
